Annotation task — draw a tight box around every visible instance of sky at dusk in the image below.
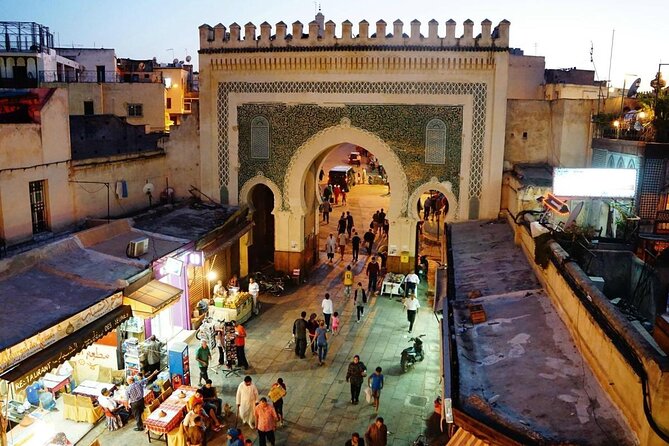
[3,0,667,92]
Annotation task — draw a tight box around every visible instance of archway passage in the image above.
[416,190,449,280]
[249,184,275,272]
[315,142,391,267]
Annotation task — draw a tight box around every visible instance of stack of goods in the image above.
[224,291,250,309]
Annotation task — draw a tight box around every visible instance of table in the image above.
[162,386,197,411]
[72,380,114,400]
[42,373,70,397]
[381,273,405,298]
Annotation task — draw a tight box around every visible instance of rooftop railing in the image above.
[38,70,163,84]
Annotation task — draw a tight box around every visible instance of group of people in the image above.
[418,191,448,221]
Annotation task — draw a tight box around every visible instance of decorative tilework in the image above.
[217,81,487,201]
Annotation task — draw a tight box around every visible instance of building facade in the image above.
[198,15,517,271]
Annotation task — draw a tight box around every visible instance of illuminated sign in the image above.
[553,168,637,198]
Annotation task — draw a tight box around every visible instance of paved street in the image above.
[81,149,444,445]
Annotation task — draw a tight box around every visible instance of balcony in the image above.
[38,70,163,84]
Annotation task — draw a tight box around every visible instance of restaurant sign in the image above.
[0,292,123,373]
[2,305,132,393]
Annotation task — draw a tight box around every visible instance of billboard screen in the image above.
[553,168,637,198]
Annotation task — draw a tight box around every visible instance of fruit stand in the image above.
[209,291,253,324]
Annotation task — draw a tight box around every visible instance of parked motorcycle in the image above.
[400,334,425,373]
[253,271,286,296]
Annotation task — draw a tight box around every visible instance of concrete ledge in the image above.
[507,213,669,445]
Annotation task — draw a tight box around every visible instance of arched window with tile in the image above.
[425,118,447,165]
[251,116,270,159]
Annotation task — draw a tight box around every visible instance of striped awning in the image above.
[447,428,490,446]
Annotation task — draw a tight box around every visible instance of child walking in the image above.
[368,367,384,412]
[332,312,340,335]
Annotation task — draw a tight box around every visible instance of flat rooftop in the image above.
[450,220,634,445]
[0,238,135,351]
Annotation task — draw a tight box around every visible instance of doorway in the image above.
[249,184,275,272]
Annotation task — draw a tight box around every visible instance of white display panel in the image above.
[553,168,637,198]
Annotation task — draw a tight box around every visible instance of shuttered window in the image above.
[425,118,447,164]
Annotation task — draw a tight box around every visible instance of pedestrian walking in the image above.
[325,233,337,263]
[368,367,384,412]
[292,311,308,358]
[345,355,367,404]
[382,219,389,237]
[343,265,354,299]
[365,417,388,446]
[404,295,421,333]
[403,271,420,297]
[319,168,325,182]
[423,196,432,221]
[315,321,328,365]
[346,211,354,237]
[341,189,347,205]
[351,231,361,261]
[354,282,367,322]
[366,256,380,295]
[269,378,287,427]
[332,311,340,335]
[236,375,259,429]
[321,293,334,330]
[363,229,375,255]
[234,321,250,369]
[338,232,347,259]
[345,433,365,446]
[372,211,380,234]
[254,397,278,446]
[334,185,341,204]
[195,340,212,384]
[322,199,332,223]
[338,213,347,235]
[307,313,318,355]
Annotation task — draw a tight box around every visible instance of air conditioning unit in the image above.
[126,237,149,258]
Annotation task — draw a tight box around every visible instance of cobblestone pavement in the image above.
[80,151,444,445]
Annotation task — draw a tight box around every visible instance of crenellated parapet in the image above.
[199,18,510,52]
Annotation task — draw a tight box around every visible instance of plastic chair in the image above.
[142,398,161,420]
[76,395,103,423]
[103,407,122,431]
[62,393,79,421]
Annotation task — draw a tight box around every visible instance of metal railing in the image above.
[38,70,163,84]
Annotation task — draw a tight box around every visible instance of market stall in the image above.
[381,273,405,298]
[209,290,253,324]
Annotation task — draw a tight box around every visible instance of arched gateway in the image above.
[198,15,512,272]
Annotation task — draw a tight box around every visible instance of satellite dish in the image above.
[138,62,145,71]
[627,78,641,98]
[143,182,155,195]
[186,55,192,62]
[152,57,157,63]
[173,58,179,65]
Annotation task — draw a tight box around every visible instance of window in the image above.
[425,118,447,164]
[128,103,143,117]
[29,180,48,234]
[83,101,94,115]
[250,116,270,159]
[166,98,172,109]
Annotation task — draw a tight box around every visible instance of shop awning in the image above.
[123,279,182,318]
[0,305,132,392]
[446,428,490,446]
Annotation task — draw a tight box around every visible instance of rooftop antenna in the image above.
[606,29,614,98]
[166,48,174,61]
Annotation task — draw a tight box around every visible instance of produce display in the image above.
[223,291,251,309]
[384,273,405,284]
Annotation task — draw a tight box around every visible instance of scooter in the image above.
[400,334,425,373]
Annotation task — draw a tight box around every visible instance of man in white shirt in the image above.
[248,277,260,314]
[404,271,420,297]
[98,387,130,425]
[321,293,334,331]
[403,295,421,333]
